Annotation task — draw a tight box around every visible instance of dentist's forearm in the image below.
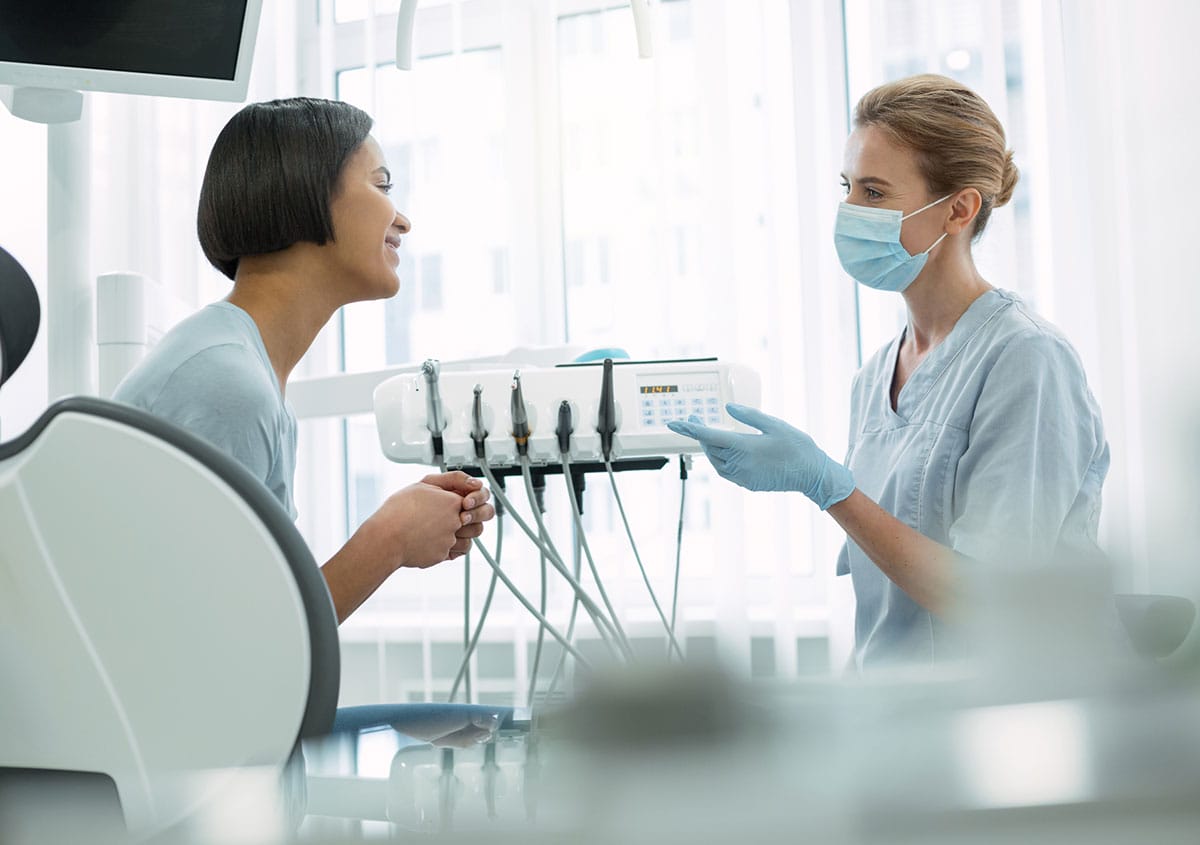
[826,489,958,614]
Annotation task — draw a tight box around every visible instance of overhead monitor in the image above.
[0,0,263,103]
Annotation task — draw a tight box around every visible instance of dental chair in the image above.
[0,247,341,842]
[0,247,512,843]
[0,392,342,842]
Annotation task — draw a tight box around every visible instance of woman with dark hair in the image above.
[116,97,494,624]
[670,75,1109,669]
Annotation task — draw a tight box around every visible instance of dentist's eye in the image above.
[840,180,850,195]
[865,187,882,200]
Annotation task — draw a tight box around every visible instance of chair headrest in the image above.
[0,245,41,388]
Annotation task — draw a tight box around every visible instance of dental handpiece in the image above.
[597,358,616,460]
[556,400,573,455]
[421,359,446,436]
[422,359,447,468]
[471,384,488,459]
[510,370,531,455]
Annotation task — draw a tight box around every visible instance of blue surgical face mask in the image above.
[834,194,951,292]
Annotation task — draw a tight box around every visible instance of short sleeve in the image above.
[836,368,868,577]
[148,345,279,487]
[947,331,1107,566]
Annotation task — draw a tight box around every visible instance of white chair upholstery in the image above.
[0,397,341,839]
[0,245,340,841]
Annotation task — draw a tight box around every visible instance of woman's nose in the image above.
[394,210,412,234]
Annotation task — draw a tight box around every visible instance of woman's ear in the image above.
[945,188,983,235]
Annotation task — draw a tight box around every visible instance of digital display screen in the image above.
[0,1,249,80]
[639,385,678,394]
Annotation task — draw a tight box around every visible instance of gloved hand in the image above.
[667,403,855,510]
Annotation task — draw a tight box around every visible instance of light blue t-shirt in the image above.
[113,301,298,519]
[837,289,1109,669]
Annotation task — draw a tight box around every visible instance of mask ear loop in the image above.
[902,194,953,256]
[900,193,953,221]
[921,230,949,256]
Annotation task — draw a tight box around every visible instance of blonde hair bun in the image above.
[854,74,1018,238]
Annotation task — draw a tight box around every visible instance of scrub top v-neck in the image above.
[836,288,1109,670]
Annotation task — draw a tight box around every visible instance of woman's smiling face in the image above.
[325,135,412,301]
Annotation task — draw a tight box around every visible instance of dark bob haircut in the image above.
[198,97,373,280]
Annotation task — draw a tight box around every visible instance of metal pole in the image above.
[46,105,94,399]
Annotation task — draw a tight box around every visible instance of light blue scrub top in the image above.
[113,302,298,519]
[836,289,1109,669]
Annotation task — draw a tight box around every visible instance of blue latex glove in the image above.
[667,403,855,509]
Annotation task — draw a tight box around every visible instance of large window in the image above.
[293,0,849,708]
[296,0,1083,709]
[337,50,516,369]
[557,3,711,356]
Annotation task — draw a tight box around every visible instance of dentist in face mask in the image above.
[670,74,1110,670]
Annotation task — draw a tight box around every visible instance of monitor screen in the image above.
[0,0,260,102]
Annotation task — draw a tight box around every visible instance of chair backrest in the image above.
[0,247,339,838]
[0,245,39,388]
[0,397,341,835]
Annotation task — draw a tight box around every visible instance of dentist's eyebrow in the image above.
[840,172,894,188]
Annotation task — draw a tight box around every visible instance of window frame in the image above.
[291,0,859,693]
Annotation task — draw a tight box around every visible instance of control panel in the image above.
[635,371,724,429]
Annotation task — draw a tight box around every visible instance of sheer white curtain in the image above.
[1034,0,1200,598]
[782,0,861,674]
